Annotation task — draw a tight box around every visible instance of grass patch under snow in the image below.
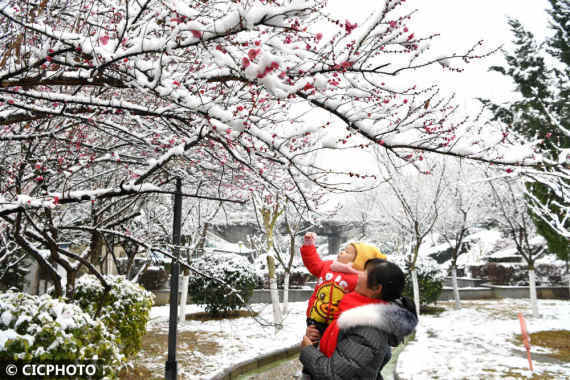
[515,330,570,362]
[185,309,259,321]
[121,329,224,379]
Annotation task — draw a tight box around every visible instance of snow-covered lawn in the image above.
[132,299,569,379]
[133,302,307,379]
[398,299,570,379]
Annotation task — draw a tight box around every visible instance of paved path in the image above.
[237,345,403,380]
[236,354,302,379]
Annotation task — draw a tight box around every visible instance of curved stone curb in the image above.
[391,334,414,380]
[393,357,405,380]
[207,343,301,380]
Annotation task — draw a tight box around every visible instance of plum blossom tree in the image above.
[251,190,284,328]
[487,174,546,318]
[376,151,446,315]
[271,203,313,315]
[248,184,320,327]
[0,0,550,296]
[436,163,491,309]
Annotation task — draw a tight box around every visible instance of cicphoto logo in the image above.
[1,361,99,378]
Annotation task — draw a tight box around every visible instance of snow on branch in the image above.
[0,0,557,280]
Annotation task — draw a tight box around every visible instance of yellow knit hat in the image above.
[351,242,387,271]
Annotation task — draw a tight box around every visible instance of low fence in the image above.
[248,288,314,304]
[439,284,569,301]
[487,284,569,299]
[438,287,495,300]
[443,277,488,288]
[151,287,315,306]
[151,284,568,306]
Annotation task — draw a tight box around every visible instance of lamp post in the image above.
[165,178,182,380]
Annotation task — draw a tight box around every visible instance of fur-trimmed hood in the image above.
[337,302,418,346]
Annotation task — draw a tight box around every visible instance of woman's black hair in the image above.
[365,258,417,317]
[365,258,405,302]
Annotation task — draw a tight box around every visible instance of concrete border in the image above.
[207,343,301,380]
[151,285,568,306]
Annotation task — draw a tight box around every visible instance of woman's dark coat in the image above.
[300,302,418,380]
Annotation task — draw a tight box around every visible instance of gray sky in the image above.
[313,0,553,176]
[326,0,552,109]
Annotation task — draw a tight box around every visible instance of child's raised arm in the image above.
[300,232,326,277]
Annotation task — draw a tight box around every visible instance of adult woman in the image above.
[299,259,418,380]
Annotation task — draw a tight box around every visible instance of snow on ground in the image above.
[142,302,307,379]
[141,299,569,379]
[397,299,570,379]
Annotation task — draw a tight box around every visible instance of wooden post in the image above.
[518,313,533,372]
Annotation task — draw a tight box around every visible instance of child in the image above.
[301,232,386,336]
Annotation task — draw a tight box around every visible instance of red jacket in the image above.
[300,245,358,325]
[319,292,386,357]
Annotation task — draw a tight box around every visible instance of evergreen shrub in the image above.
[71,275,154,359]
[187,253,256,315]
[0,290,122,378]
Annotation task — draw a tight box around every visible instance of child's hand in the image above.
[348,262,364,274]
[305,325,321,342]
[301,335,314,348]
[303,232,316,246]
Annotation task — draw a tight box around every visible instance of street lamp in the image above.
[165,178,182,380]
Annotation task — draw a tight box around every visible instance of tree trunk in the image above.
[66,270,76,298]
[30,262,40,295]
[281,232,296,317]
[14,231,63,297]
[411,268,420,317]
[529,268,539,318]
[178,270,190,322]
[195,223,209,257]
[89,231,104,269]
[451,265,461,309]
[125,253,136,280]
[566,258,569,297]
[282,271,290,315]
[266,255,282,330]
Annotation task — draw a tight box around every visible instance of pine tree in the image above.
[545,0,569,140]
[541,0,569,263]
[480,18,556,145]
[480,8,569,262]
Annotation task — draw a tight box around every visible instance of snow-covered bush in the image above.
[391,254,446,307]
[0,291,122,378]
[188,253,257,315]
[138,266,169,290]
[71,275,154,359]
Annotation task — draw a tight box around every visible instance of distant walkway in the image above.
[229,338,405,380]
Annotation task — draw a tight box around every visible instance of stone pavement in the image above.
[236,354,302,379]
[236,345,402,380]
